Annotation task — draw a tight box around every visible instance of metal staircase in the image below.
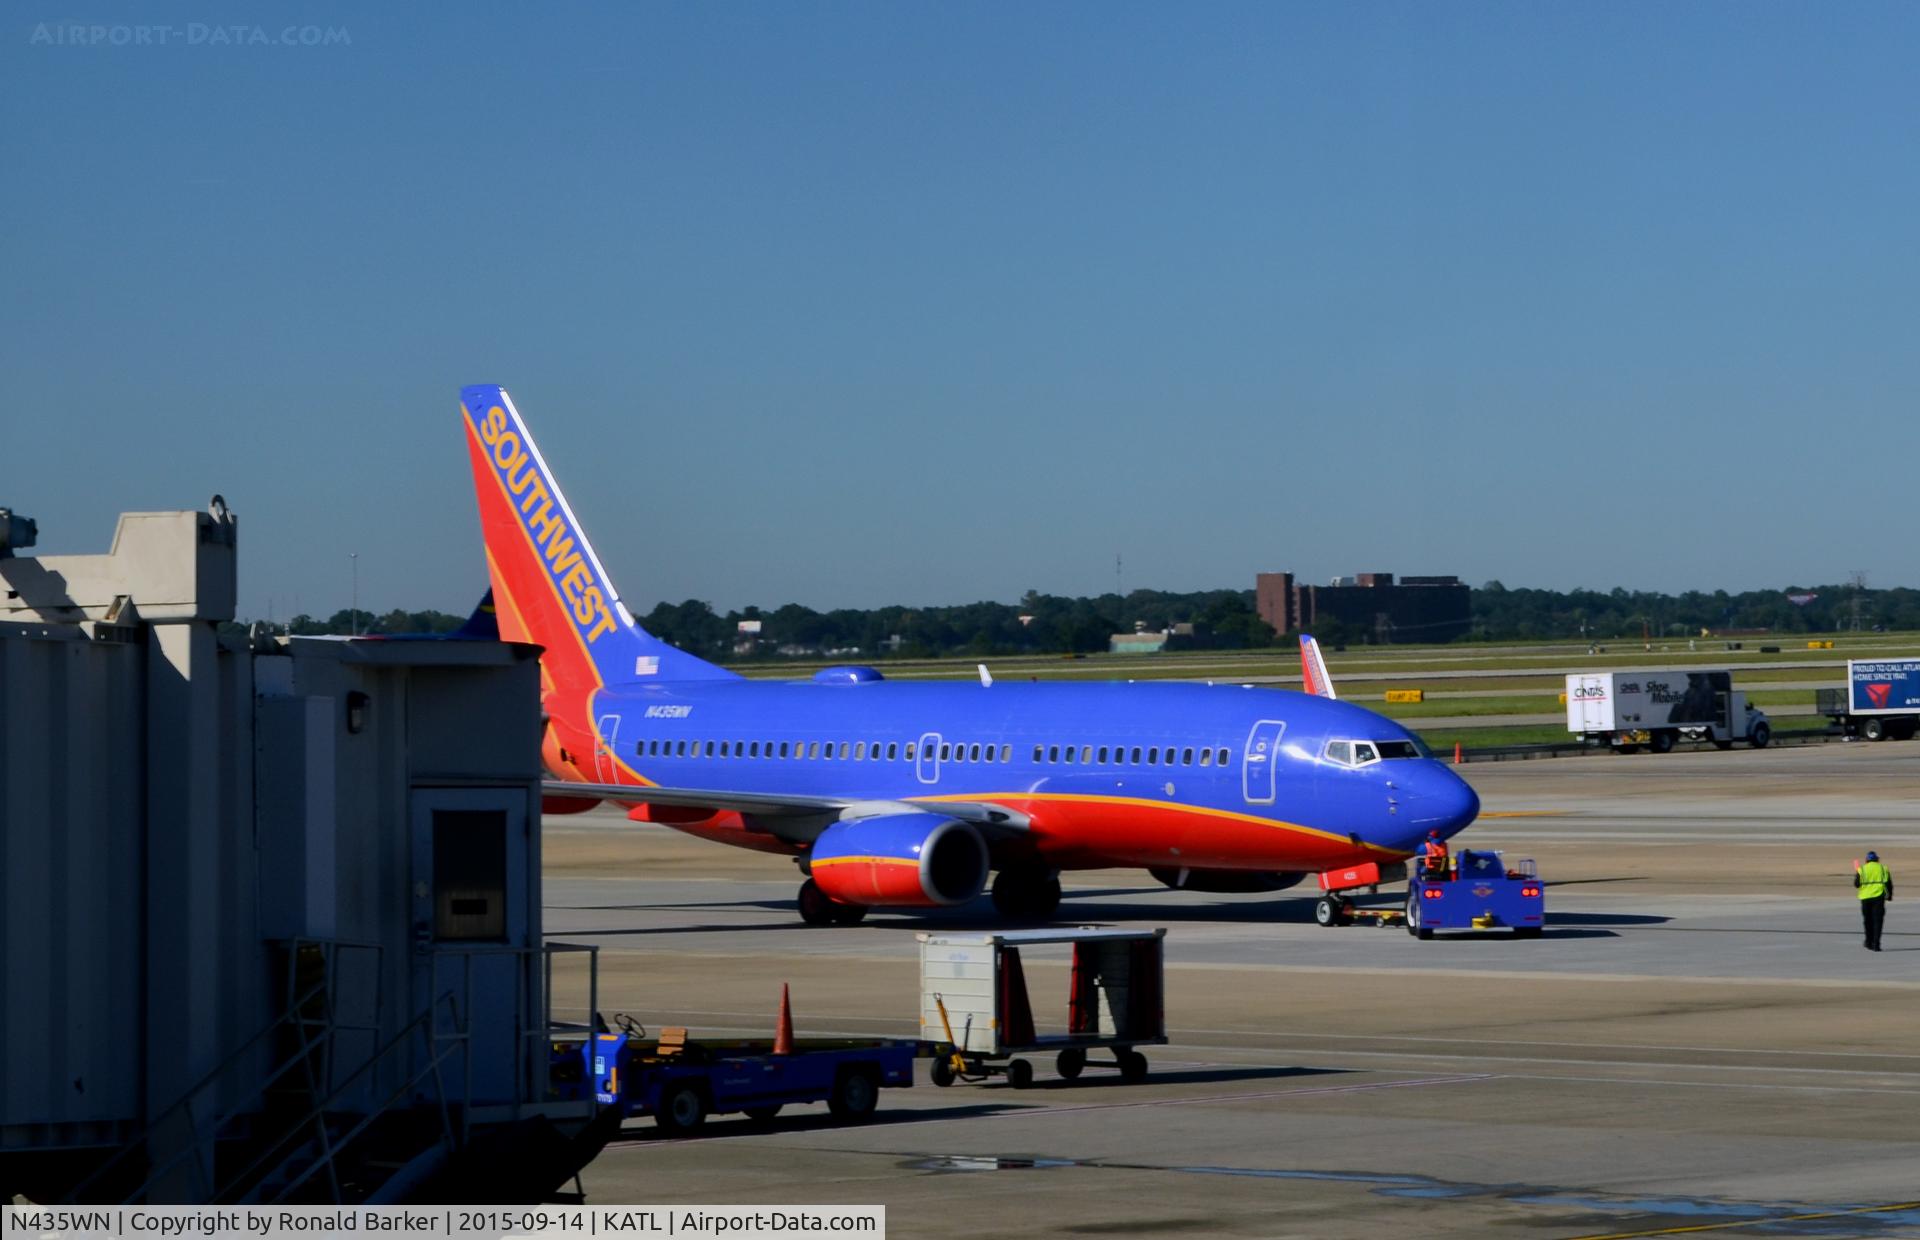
[62,939,460,1204]
[62,938,602,1205]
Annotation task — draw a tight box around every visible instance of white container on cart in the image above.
[917,927,1167,1088]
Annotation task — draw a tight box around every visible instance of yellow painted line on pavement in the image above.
[1564,1199,1920,1239]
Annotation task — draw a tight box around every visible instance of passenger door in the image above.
[1242,720,1286,804]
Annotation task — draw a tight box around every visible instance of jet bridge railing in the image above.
[61,938,386,1204]
[427,942,600,1140]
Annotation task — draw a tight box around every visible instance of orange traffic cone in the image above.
[773,983,794,1056]
[1454,741,1463,766]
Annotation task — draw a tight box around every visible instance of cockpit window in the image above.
[1325,738,1424,767]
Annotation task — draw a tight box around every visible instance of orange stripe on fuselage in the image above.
[918,791,1409,870]
[572,786,1402,871]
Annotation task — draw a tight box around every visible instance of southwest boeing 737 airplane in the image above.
[460,384,1479,925]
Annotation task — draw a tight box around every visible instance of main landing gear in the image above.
[991,867,1062,921]
[1313,895,1354,927]
[796,878,868,927]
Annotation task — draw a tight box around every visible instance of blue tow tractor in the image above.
[1403,849,1546,940]
[560,1015,923,1136]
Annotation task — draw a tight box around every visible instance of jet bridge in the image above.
[1,503,607,1204]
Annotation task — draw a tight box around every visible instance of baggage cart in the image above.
[918,928,1166,1088]
[567,1018,919,1136]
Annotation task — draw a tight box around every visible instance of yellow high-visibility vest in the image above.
[1858,861,1891,900]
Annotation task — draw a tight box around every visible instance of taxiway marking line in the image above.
[1490,1070,1920,1097]
[614,1011,1920,1063]
[983,1073,1496,1117]
[1159,1051,1920,1090]
[1564,1198,1920,1240]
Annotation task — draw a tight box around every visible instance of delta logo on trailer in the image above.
[1864,683,1892,710]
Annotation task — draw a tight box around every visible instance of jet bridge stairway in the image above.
[60,939,608,1206]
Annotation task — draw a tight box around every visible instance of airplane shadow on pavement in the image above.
[548,899,1678,937]
[1002,1065,1349,1092]
[607,1100,1025,1143]
[545,920,823,937]
[607,1065,1353,1142]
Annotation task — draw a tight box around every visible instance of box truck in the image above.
[1566,669,1771,753]
[1815,658,1920,741]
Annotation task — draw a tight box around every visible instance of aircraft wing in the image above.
[1299,633,1337,699]
[542,779,1030,844]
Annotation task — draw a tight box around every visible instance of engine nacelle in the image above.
[810,813,989,908]
[1149,867,1308,894]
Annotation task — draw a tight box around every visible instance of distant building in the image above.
[1255,570,1471,644]
[1110,630,1168,654]
[1110,621,1203,655]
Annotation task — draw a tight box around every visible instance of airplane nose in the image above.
[1406,763,1479,837]
[1438,767,1480,832]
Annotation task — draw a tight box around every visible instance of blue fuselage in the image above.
[587,675,1479,873]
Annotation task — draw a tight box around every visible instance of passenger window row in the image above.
[633,738,1015,763]
[632,737,1234,769]
[1030,743,1231,768]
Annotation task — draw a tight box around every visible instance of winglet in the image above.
[1300,634,1336,699]
[978,664,993,687]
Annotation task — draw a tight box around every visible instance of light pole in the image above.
[350,552,359,636]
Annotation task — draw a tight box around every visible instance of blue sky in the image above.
[4,3,1916,621]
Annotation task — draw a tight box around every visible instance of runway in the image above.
[544,742,1920,1238]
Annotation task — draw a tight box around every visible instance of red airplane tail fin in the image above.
[458,384,738,700]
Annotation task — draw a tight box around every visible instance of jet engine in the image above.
[1149,867,1308,894]
[810,812,989,907]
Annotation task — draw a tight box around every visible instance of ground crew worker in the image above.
[1855,851,1892,952]
[1422,830,1450,880]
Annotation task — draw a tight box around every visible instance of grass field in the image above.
[725,632,1913,748]
[735,632,1918,684]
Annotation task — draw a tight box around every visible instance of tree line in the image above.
[235,581,1919,656]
